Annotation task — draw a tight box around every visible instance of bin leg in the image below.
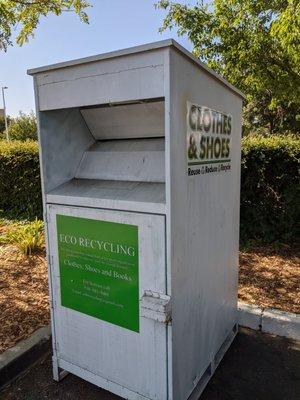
[52,355,68,382]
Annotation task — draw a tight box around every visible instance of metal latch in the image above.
[140,290,172,324]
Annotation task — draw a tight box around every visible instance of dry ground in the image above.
[0,236,299,354]
[0,242,49,354]
[239,243,300,314]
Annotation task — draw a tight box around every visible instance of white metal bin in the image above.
[28,39,244,400]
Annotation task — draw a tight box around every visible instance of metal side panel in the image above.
[47,204,168,400]
[167,48,240,400]
[35,50,165,110]
[80,101,165,140]
[46,179,166,215]
[75,138,165,183]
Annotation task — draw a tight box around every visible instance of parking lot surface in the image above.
[1,328,299,400]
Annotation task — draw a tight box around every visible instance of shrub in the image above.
[240,134,299,244]
[0,219,44,255]
[0,135,298,244]
[0,140,42,220]
[6,111,37,141]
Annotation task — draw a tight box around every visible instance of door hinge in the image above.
[140,291,172,324]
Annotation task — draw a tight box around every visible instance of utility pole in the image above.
[1,86,9,141]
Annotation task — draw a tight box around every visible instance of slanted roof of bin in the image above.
[27,39,245,99]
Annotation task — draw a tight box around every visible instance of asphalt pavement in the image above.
[1,328,299,400]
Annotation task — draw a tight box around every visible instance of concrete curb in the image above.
[238,302,300,341]
[0,325,51,388]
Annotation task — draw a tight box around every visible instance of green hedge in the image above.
[240,134,299,243]
[0,136,299,242]
[0,140,42,220]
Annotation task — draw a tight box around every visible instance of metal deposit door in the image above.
[47,204,168,399]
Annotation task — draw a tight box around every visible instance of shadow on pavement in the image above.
[1,328,299,400]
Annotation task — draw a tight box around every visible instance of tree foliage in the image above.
[157,0,300,133]
[5,111,37,141]
[0,0,90,51]
[0,115,11,133]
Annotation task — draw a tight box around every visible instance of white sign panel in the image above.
[186,101,232,176]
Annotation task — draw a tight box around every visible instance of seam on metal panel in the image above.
[46,202,167,216]
[27,39,173,75]
[38,64,164,87]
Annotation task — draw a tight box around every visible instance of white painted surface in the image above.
[31,41,244,400]
[58,358,151,400]
[166,48,242,400]
[76,138,165,183]
[47,204,168,400]
[140,292,171,324]
[189,326,237,400]
[34,51,164,110]
[238,302,262,330]
[81,101,165,140]
[27,39,244,100]
[33,79,62,381]
[47,179,166,214]
[39,108,94,193]
[262,308,300,341]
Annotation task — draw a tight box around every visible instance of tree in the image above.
[0,115,11,133]
[0,0,90,51]
[6,111,37,140]
[157,0,300,134]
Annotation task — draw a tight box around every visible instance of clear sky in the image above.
[0,0,195,116]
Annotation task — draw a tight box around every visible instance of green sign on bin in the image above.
[56,214,139,332]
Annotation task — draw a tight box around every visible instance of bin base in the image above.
[55,357,150,399]
[52,355,69,382]
[51,323,238,400]
[188,323,238,400]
